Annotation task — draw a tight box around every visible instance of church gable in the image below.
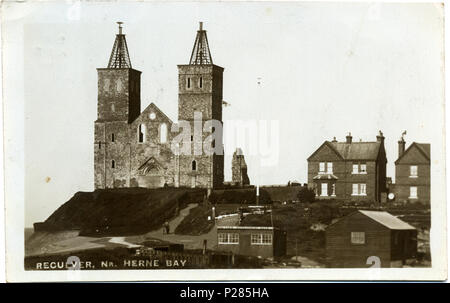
[131,103,173,145]
[307,142,343,162]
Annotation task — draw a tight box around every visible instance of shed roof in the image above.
[358,210,416,230]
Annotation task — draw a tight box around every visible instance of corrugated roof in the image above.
[358,210,416,230]
[329,142,381,160]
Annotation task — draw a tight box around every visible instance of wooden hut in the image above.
[326,210,417,268]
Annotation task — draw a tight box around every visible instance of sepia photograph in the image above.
[1,0,447,281]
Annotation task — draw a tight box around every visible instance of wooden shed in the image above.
[326,210,417,268]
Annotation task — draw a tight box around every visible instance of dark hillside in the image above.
[35,188,206,236]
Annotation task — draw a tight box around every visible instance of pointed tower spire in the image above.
[189,22,213,65]
[107,22,132,68]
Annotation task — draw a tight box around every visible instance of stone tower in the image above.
[232,148,250,186]
[177,22,224,189]
[94,22,141,189]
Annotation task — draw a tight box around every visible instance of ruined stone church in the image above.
[94,22,227,189]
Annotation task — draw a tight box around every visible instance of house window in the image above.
[319,162,326,173]
[111,133,115,142]
[352,184,367,196]
[251,234,273,245]
[360,164,367,173]
[218,233,239,244]
[187,77,191,89]
[331,183,336,196]
[111,160,115,169]
[199,77,203,88]
[160,123,167,143]
[327,162,333,173]
[360,184,367,196]
[410,186,418,199]
[351,232,365,244]
[138,124,146,143]
[192,160,197,171]
[352,184,359,195]
[320,183,328,196]
[352,164,359,174]
[410,166,418,178]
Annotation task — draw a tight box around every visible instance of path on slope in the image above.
[127,204,241,251]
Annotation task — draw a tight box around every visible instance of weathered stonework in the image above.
[232,148,250,186]
[94,24,225,190]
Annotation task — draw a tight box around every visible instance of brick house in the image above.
[393,138,430,204]
[307,132,387,203]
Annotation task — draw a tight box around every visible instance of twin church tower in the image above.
[94,22,224,189]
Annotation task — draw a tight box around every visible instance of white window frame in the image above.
[331,183,336,196]
[352,184,359,195]
[319,162,326,174]
[409,186,418,199]
[218,233,239,244]
[351,232,365,244]
[320,183,328,196]
[251,233,273,245]
[327,162,333,173]
[359,183,367,196]
[360,164,367,174]
[352,164,359,174]
[410,165,418,178]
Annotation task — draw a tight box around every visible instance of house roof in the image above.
[395,142,431,164]
[328,141,381,160]
[358,210,416,230]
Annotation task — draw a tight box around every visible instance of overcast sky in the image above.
[4,1,444,226]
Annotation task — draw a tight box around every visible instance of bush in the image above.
[297,187,316,203]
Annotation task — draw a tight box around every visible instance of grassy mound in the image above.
[174,204,214,236]
[39,188,206,236]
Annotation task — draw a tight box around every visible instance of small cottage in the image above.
[216,226,287,259]
[326,210,417,268]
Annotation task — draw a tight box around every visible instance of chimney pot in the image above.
[346,133,352,144]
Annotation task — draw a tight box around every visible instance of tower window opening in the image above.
[111,133,115,142]
[160,123,167,143]
[192,160,197,171]
[98,142,101,149]
[199,77,203,88]
[187,77,191,89]
[138,124,146,143]
[191,135,194,142]
[111,160,115,169]
[111,103,115,112]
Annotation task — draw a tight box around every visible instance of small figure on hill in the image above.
[163,221,170,234]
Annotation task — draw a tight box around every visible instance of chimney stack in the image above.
[346,132,352,144]
[398,137,406,158]
[332,136,337,143]
[376,130,385,144]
